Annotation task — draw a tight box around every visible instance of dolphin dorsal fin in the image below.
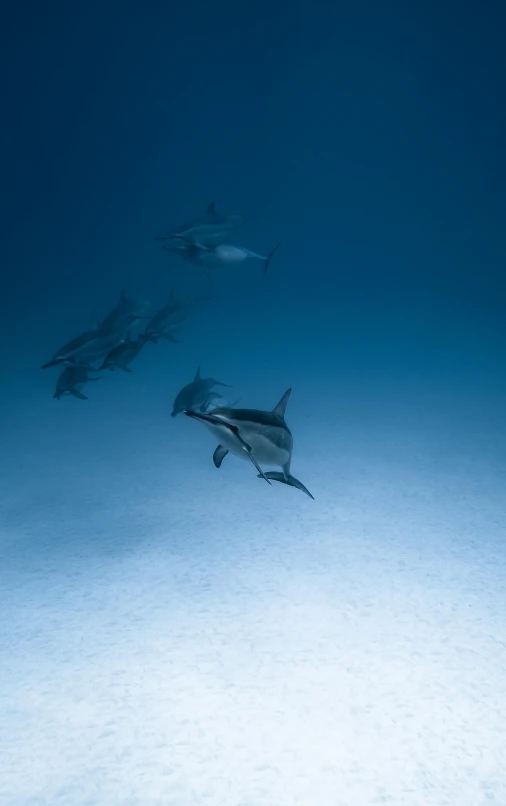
[194,365,201,381]
[273,388,292,417]
[206,202,216,215]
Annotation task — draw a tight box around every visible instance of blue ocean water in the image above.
[1,1,506,804]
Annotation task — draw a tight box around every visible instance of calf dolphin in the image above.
[171,366,232,417]
[53,366,102,400]
[184,388,314,499]
[164,241,280,277]
[155,202,248,246]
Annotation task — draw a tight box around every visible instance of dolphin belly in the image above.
[241,430,290,466]
[202,421,289,467]
[213,245,249,265]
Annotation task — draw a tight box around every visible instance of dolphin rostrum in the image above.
[155,202,248,246]
[171,366,232,417]
[184,388,314,499]
[163,241,280,277]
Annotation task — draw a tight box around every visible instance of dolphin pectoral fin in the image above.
[257,471,315,499]
[41,359,64,370]
[87,376,103,381]
[213,445,229,468]
[70,389,88,400]
[263,242,281,276]
[120,366,133,372]
[183,410,271,484]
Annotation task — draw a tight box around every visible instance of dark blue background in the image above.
[1,0,506,394]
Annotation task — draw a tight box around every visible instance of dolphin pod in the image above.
[42,202,312,499]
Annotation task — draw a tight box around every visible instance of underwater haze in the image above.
[2,0,506,804]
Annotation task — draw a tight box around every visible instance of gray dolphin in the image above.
[143,289,185,343]
[171,366,232,417]
[155,202,248,246]
[101,290,152,331]
[99,332,150,372]
[164,241,280,277]
[53,366,102,400]
[41,323,128,370]
[184,388,314,499]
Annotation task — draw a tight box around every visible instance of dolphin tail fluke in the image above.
[161,331,179,343]
[264,242,281,276]
[258,471,314,500]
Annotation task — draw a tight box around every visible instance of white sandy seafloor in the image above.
[1,371,506,806]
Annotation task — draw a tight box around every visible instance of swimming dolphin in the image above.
[53,366,102,400]
[184,388,314,499]
[41,323,128,370]
[143,289,185,343]
[101,290,152,331]
[155,202,248,246]
[164,241,280,277]
[99,332,150,372]
[171,366,232,417]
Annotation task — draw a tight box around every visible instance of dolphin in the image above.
[41,323,128,370]
[53,366,102,400]
[155,202,248,246]
[164,241,280,277]
[143,289,186,343]
[171,366,232,417]
[99,332,150,372]
[101,290,152,331]
[184,388,314,499]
